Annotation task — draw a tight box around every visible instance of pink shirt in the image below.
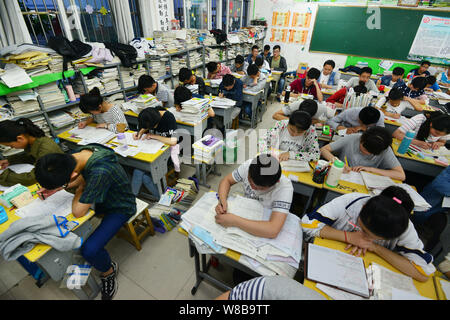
[209,64,232,79]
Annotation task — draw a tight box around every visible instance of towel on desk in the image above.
[0,215,82,261]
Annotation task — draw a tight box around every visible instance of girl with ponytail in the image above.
[0,118,63,186]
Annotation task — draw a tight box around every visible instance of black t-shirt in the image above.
[149,109,177,138]
[195,76,206,96]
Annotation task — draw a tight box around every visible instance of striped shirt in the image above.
[229,276,265,300]
[93,104,128,134]
[398,114,450,142]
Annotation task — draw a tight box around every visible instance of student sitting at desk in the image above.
[219,74,243,108]
[178,67,206,96]
[320,126,406,181]
[267,45,288,102]
[245,45,261,65]
[394,74,427,101]
[0,118,63,187]
[131,107,179,197]
[259,110,320,162]
[137,75,174,108]
[230,55,248,75]
[326,106,385,133]
[301,186,435,282]
[424,75,441,92]
[346,67,378,93]
[263,45,271,62]
[376,67,405,88]
[375,87,420,119]
[206,61,231,80]
[215,154,293,239]
[409,60,431,79]
[35,148,137,300]
[438,66,450,88]
[254,56,271,74]
[325,82,367,109]
[272,98,328,124]
[286,68,323,102]
[318,60,340,89]
[393,111,450,150]
[77,87,128,134]
[174,85,215,118]
[241,64,266,118]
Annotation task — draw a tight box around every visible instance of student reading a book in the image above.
[215,275,326,300]
[272,98,328,124]
[35,148,137,300]
[259,110,320,162]
[0,118,63,187]
[241,64,266,118]
[346,67,378,93]
[376,67,405,87]
[137,75,174,108]
[206,61,232,80]
[318,60,340,89]
[78,87,128,134]
[320,126,406,181]
[131,107,180,197]
[326,106,385,133]
[215,154,293,239]
[174,85,215,118]
[325,81,368,109]
[218,74,244,108]
[267,45,288,102]
[263,45,271,62]
[245,45,261,65]
[285,68,323,102]
[375,87,420,119]
[178,67,206,96]
[301,186,436,282]
[424,75,441,92]
[409,60,431,78]
[393,111,450,150]
[230,55,248,75]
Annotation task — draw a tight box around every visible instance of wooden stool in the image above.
[117,198,155,251]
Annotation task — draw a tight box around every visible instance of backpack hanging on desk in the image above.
[104,42,137,68]
[209,29,227,45]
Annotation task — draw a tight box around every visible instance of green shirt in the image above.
[271,57,281,70]
[78,144,136,216]
[0,136,63,187]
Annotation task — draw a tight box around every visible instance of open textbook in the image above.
[15,189,74,219]
[69,126,115,145]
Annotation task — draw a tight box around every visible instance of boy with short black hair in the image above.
[178,67,206,96]
[346,67,378,93]
[375,87,419,118]
[219,74,243,107]
[254,56,271,74]
[240,64,266,118]
[425,75,441,92]
[206,61,232,80]
[137,75,174,108]
[263,45,271,61]
[215,154,294,239]
[377,67,405,87]
[174,85,215,118]
[267,45,288,102]
[230,55,248,75]
[410,60,431,78]
[326,106,385,133]
[394,76,428,111]
[319,60,340,89]
[286,68,323,102]
[272,98,328,124]
[245,45,260,64]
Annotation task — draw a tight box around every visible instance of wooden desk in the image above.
[304,238,439,300]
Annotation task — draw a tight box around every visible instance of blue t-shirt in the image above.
[379,75,405,87]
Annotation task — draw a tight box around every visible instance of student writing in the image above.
[326,106,385,134]
[376,67,405,87]
[230,54,248,75]
[178,67,206,96]
[286,68,323,102]
[137,75,174,108]
[272,98,328,124]
[375,87,419,119]
[219,74,244,108]
[409,60,431,78]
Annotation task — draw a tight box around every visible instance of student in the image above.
[215,275,326,300]
[301,186,435,282]
[394,76,427,100]
[424,75,441,92]
[245,45,260,65]
[219,74,243,108]
[409,60,431,78]
[206,61,232,80]
[376,67,405,87]
[131,107,179,196]
[0,118,63,187]
[346,67,378,93]
[178,67,206,96]
[326,106,385,133]
[215,154,293,239]
[286,68,323,102]
[267,45,288,102]
[272,98,328,124]
[77,87,128,134]
[320,126,406,181]
[259,110,320,162]
[241,64,266,117]
[326,81,368,108]
[393,111,450,150]
[230,54,248,75]
[437,66,450,88]
[35,148,137,300]
[263,45,271,62]
[137,75,174,108]
[174,85,215,118]
[254,56,271,74]
[318,60,340,89]
[375,87,419,118]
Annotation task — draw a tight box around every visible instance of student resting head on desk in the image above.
[301,186,436,282]
[325,81,367,109]
[0,118,63,187]
[215,154,294,239]
[77,87,128,134]
[424,75,441,92]
[345,67,378,93]
[393,111,450,150]
[219,74,244,107]
[375,87,418,119]
[320,126,406,181]
[178,67,206,96]
[438,66,450,88]
[273,98,328,124]
[174,85,215,118]
[318,59,340,89]
[35,147,137,300]
[326,106,385,134]
[230,54,248,75]
[259,110,320,162]
[206,61,232,80]
[137,75,174,108]
[286,67,323,102]
[393,76,427,111]
[376,66,405,88]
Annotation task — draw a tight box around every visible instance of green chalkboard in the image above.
[309,5,450,62]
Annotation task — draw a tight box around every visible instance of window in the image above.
[187,0,208,29]
[228,0,242,32]
[173,0,184,28]
[129,0,143,37]
[222,0,227,31]
[242,0,249,28]
[18,0,65,46]
[211,0,217,29]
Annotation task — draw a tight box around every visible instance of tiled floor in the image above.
[0,99,449,300]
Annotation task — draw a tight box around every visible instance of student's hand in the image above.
[215,200,228,215]
[351,166,370,173]
[0,160,9,170]
[343,165,352,174]
[215,213,236,228]
[133,132,140,140]
[243,84,247,89]
[312,79,319,87]
[145,134,158,140]
[392,113,401,119]
[218,93,224,98]
[278,152,290,162]
[176,106,182,112]
[253,78,258,85]
[431,141,444,150]
[413,140,432,150]
[96,123,107,129]
[345,231,373,257]
[346,127,360,134]
[78,121,87,129]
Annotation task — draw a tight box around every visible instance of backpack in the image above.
[104,42,137,68]
[209,29,228,45]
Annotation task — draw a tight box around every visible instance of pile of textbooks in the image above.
[170,98,210,124]
[148,59,168,79]
[193,135,224,164]
[132,94,161,113]
[5,91,40,116]
[37,82,67,109]
[99,68,120,92]
[48,111,75,129]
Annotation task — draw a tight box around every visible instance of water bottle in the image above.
[284,85,291,103]
[325,159,344,188]
[117,133,128,151]
[397,131,415,155]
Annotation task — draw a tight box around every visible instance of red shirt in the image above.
[289,78,320,99]
[326,87,347,104]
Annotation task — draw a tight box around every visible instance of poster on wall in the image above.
[408,15,450,65]
[157,0,171,31]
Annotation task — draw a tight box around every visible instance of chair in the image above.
[117,198,155,251]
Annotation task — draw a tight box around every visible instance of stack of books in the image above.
[30,114,51,136]
[131,64,147,84]
[48,111,75,129]
[99,68,120,92]
[132,94,161,113]
[170,98,210,124]
[5,91,40,116]
[148,59,167,79]
[205,47,222,63]
[188,49,203,68]
[342,90,372,110]
[84,77,105,93]
[1,51,52,77]
[193,135,224,164]
[37,83,67,109]
[171,56,187,75]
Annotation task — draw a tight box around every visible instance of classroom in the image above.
[0,0,449,304]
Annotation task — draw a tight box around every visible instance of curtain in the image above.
[138,0,155,37]
[109,0,135,43]
[0,0,33,48]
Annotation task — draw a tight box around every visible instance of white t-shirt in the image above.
[375,96,413,115]
[232,159,294,214]
[282,100,328,120]
[319,72,330,86]
[399,114,450,143]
